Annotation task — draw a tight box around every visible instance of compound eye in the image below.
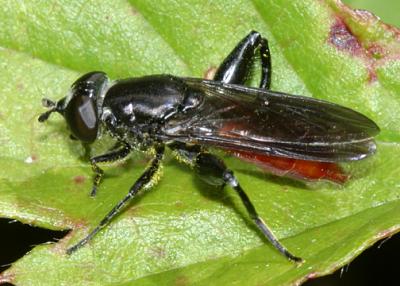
[64,95,98,143]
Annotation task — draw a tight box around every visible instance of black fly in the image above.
[38,31,379,262]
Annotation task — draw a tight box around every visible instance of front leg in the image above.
[90,141,132,197]
[67,145,165,254]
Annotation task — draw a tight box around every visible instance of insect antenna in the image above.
[38,98,58,122]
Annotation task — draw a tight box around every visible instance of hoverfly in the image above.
[39,31,379,262]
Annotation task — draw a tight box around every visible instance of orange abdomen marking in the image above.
[230,150,348,183]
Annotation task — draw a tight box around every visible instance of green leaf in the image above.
[0,1,399,285]
[343,0,400,27]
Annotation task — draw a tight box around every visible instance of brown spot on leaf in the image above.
[280,187,289,193]
[73,175,86,184]
[16,83,24,91]
[174,200,184,208]
[203,66,217,80]
[127,205,142,215]
[175,275,190,286]
[0,271,15,284]
[149,246,166,258]
[130,7,139,16]
[367,43,385,60]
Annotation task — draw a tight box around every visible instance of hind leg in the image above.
[169,143,302,262]
[214,30,271,89]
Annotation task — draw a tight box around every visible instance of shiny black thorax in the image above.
[102,75,202,146]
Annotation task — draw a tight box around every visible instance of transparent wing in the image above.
[161,78,379,162]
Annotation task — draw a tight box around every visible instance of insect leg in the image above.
[196,153,302,262]
[66,145,165,254]
[213,30,271,89]
[170,143,302,262]
[90,142,132,197]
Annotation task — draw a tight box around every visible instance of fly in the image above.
[38,31,380,262]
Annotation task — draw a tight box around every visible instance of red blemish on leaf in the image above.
[0,272,15,284]
[328,3,400,84]
[367,68,377,82]
[329,17,379,83]
[376,227,397,239]
[329,18,363,56]
[73,175,86,184]
[306,272,318,279]
[66,218,89,232]
[25,154,38,164]
[203,66,217,80]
